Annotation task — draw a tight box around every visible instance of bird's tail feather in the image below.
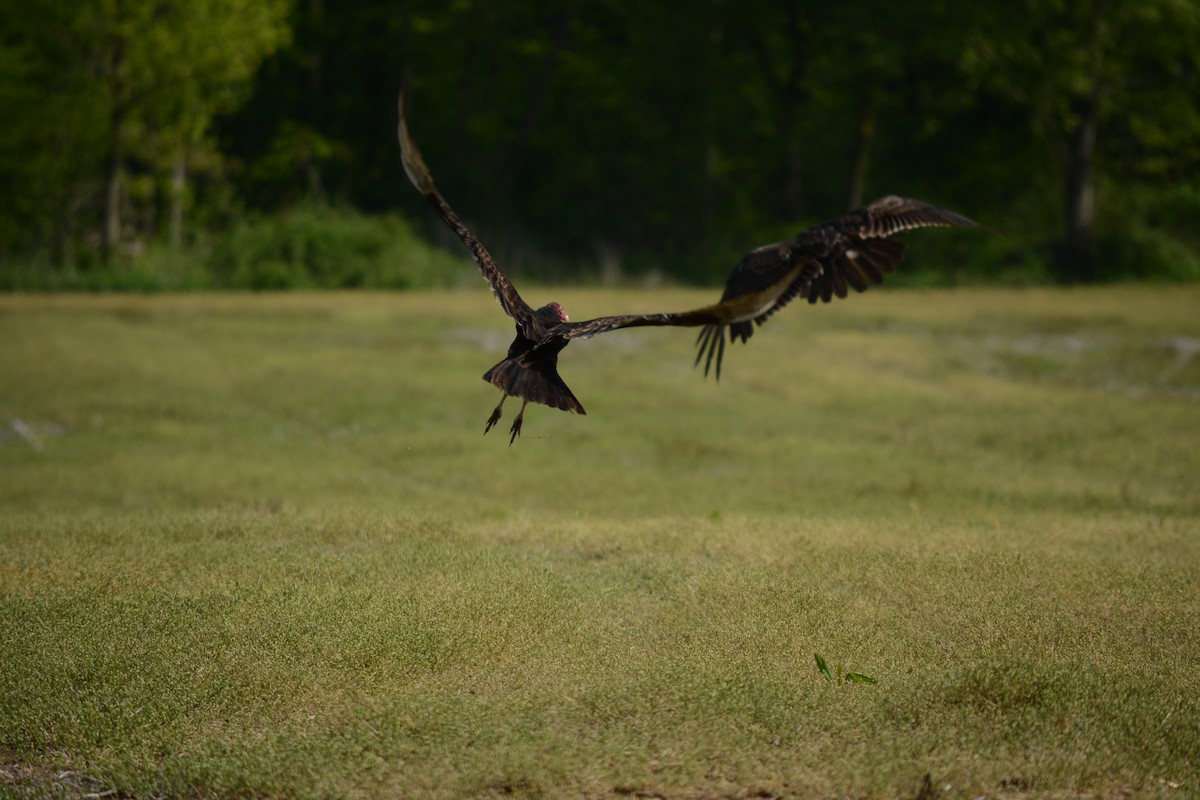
[694,321,753,380]
[483,359,586,414]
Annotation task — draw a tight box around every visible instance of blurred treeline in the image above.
[2,0,1198,290]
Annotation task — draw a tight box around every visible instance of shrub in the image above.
[209,204,467,290]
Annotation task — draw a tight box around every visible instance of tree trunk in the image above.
[102,38,127,263]
[53,193,80,270]
[784,131,805,220]
[304,0,325,201]
[750,6,812,221]
[102,141,123,262]
[1059,96,1099,280]
[494,6,575,202]
[169,154,186,248]
[846,93,876,210]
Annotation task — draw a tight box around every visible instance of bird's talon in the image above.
[484,396,506,435]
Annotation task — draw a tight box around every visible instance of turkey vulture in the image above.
[397,92,978,443]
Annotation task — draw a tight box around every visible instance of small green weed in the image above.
[814,652,877,685]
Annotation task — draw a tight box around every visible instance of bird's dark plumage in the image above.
[399,92,711,443]
[397,91,980,441]
[693,196,979,378]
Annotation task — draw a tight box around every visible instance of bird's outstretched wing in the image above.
[694,196,979,378]
[556,307,726,340]
[397,91,536,334]
[795,196,977,304]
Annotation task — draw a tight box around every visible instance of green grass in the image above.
[1,287,1198,798]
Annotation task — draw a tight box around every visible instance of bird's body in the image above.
[480,303,584,442]
[397,91,981,442]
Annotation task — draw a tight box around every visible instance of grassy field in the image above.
[1,286,1198,799]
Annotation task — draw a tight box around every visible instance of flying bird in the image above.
[397,92,978,443]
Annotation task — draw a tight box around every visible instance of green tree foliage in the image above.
[965,0,1200,279]
[0,2,107,264]
[2,0,1197,286]
[0,0,290,265]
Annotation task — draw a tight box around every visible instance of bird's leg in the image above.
[485,393,506,435]
[508,399,528,445]
[715,329,726,381]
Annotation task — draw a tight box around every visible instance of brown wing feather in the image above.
[694,196,979,377]
[397,91,536,333]
[713,244,798,304]
[558,306,727,340]
[796,196,975,305]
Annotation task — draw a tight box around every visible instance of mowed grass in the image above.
[1,286,1198,799]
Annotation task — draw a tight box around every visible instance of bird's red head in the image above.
[544,301,569,323]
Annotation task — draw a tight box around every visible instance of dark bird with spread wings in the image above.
[397,92,979,443]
